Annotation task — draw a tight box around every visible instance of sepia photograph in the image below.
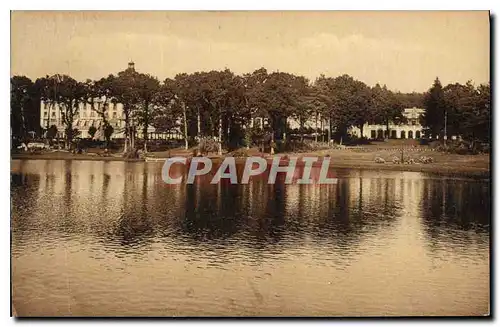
[10,10,491,317]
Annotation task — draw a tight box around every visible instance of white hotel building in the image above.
[40,62,172,141]
[350,107,425,139]
[40,99,129,139]
[286,107,425,140]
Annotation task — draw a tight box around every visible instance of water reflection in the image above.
[11,160,490,316]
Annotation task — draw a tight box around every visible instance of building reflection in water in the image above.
[11,160,490,316]
[11,160,489,261]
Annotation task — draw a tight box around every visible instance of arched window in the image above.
[391,130,397,139]
[370,130,376,139]
[416,131,421,139]
[408,131,414,139]
[400,130,406,139]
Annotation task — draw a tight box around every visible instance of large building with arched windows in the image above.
[350,107,425,139]
[286,107,425,140]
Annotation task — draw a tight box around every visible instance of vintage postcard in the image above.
[10,11,490,317]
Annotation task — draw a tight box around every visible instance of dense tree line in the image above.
[421,77,490,148]
[11,66,490,153]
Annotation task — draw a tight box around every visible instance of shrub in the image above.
[392,156,401,164]
[198,137,219,155]
[122,149,139,159]
[88,126,97,139]
[229,148,250,158]
[419,156,434,164]
[435,140,479,155]
[339,135,372,146]
[46,125,58,139]
[307,141,331,151]
[104,125,114,142]
[274,140,330,153]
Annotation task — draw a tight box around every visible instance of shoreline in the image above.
[11,152,490,178]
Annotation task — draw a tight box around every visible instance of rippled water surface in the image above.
[11,160,490,316]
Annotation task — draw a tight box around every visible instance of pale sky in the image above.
[11,11,490,92]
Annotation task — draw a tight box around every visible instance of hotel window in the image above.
[51,112,56,117]
[90,111,95,117]
[113,112,117,118]
[113,103,117,111]
[43,112,48,117]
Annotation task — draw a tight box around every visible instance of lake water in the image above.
[11,160,490,316]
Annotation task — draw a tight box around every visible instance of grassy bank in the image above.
[11,145,490,178]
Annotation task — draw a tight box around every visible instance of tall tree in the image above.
[421,77,446,139]
[371,84,405,139]
[473,82,491,144]
[246,69,305,150]
[316,74,372,142]
[85,75,116,145]
[39,75,64,133]
[11,76,33,140]
[11,75,45,142]
[134,73,160,152]
[57,75,86,149]
[152,82,183,134]
[308,78,331,142]
[443,81,490,147]
[292,81,317,142]
[442,82,476,138]
[111,67,140,153]
[165,74,198,150]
